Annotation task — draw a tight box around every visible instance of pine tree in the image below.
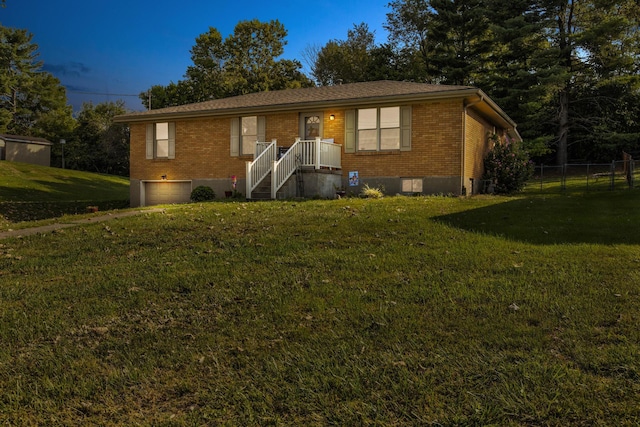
[0,25,74,138]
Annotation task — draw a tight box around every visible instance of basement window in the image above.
[402,178,423,193]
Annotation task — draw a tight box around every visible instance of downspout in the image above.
[463,94,483,195]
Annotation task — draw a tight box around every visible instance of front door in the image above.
[300,113,323,140]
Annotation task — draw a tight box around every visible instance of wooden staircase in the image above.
[246,137,342,200]
[250,173,272,200]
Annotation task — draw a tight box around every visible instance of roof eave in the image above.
[114,88,481,123]
[464,90,522,142]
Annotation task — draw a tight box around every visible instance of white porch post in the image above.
[315,137,321,170]
[246,161,252,199]
[271,160,278,199]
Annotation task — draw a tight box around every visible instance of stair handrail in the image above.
[246,139,277,198]
[271,137,306,198]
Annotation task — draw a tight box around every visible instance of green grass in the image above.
[0,161,129,224]
[0,191,639,425]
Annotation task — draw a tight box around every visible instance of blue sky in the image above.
[2,0,391,112]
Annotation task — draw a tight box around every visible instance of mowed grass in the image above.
[0,161,129,224]
[0,191,639,425]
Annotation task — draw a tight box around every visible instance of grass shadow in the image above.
[434,191,640,245]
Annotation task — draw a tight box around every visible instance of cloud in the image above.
[43,62,91,77]
[63,84,93,92]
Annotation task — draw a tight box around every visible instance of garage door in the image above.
[144,181,192,206]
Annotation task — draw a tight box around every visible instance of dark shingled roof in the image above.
[115,80,478,122]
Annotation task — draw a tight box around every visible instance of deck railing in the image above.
[246,137,342,199]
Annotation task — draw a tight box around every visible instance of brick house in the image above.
[115,80,520,207]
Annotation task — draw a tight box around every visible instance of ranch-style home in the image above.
[115,80,520,207]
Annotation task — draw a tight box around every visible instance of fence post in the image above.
[562,164,567,190]
[540,164,544,190]
[610,161,616,190]
[631,159,635,189]
[315,137,321,170]
[586,163,590,191]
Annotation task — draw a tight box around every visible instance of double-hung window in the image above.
[230,116,266,157]
[146,122,175,159]
[241,116,257,156]
[358,107,401,151]
[345,106,410,153]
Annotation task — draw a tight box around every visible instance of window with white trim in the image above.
[358,106,401,151]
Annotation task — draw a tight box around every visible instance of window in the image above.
[155,123,169,158]
[345,106,410,154]
[402,178,423,193]
[241,116,257,155]
[357,106,401,151]
[230,116,265,157]
[146,122,175,159]
[380,107,400,150]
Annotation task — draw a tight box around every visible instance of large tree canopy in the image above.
[311,0,640,164]
[0,25,74,140]
[141,20,313,109]
[65,101,130,176]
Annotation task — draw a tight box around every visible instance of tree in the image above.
[385,0,435,81]
[535,0,640,164]
[65,101,129,176]
[384,0,640,164]
[427,0,492,85]
[0,25,74,139]
[140,20,313,109]
[312,23,401,86]
[481,0,553,156]
[385,0,493,85]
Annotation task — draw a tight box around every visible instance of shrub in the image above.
[360,183,384,199]
[190,186,216,202]
[483,134,534,194]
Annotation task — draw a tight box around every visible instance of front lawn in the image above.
[0,193,638,425]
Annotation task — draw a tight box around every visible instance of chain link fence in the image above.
[527,158,637,193]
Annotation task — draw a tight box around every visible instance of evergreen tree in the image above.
[427,0,492,85]
[0,25,74,139]
[482,0,553,156]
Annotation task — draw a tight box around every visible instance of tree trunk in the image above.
[557,89,569,165]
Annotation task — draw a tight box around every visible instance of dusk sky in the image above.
[1,1,391,113]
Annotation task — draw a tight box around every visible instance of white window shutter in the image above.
[400,106,412,151]
[230,118,240,157]
[146,123,154,159]
[344,110,355,153]
[168,122,176,159]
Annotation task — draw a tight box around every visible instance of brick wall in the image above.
[131,100,470,183]
[464,109,493,192]
[336,100,463,178]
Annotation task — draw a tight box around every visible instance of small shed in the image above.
[0,134,53,167]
